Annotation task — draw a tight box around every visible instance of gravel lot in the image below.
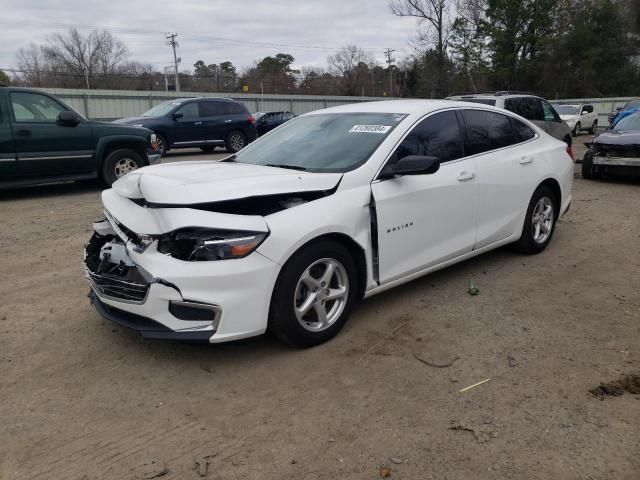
[1,141,639,479]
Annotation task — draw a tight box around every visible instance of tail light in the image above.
[247,115,255,124]
[566,145,574,162]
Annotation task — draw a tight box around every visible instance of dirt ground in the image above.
[1,141,639,480]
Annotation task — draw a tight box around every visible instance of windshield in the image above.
[555,105,579,115]
[233,112,406,172]
[141,101,182,117]
[613,114,640,132]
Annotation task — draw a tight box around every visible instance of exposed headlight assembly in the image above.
[157,228,268,261]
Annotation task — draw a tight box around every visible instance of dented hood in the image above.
[112,161,343,205]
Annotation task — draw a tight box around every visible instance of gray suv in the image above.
[446,92,573,146]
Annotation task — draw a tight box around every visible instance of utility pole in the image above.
[384,48,395,97]
[166,33,180,92]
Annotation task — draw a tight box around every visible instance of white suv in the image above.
[446,92,573,146]
[555,104,598,136]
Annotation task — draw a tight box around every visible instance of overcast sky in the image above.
[0,0,419,73]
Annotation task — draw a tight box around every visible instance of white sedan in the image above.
[85,100,574,347]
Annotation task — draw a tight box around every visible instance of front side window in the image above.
[234,112,405,172]
[583,105,594,113]
[462,109,518,155]
[392,110,464,164]
[11,92,66,122]
[176,102,199,119]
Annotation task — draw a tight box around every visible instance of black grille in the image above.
[87,269,149,303]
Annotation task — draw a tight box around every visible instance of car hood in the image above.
[594,130,640,146]
[112,161,343,205]
[112,116,153,125]
[560,114,578,122]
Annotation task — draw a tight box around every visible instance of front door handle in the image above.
[519,157,534,165]
[457,171,476,182]
[224,119,232,123]
[16,129,32,137]
[194,121,203,125]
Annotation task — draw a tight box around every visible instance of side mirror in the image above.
[56,111,81,127]
[172,112,183,120]
[380,155,440,179]
[581,110,588,115]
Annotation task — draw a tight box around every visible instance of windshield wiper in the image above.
[265,164,307,171]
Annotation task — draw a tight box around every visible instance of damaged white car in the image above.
[85,100,574,347]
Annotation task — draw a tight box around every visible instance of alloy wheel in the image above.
[294,258,349,332]
[532,196,554,244]
[229,132,245,151]
[114,157,139,178]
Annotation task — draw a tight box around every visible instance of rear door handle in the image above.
[194,121,203,125]
[16,129,32,137]
[224,119,232,123]
[457,171,476,181]
[519,157,534,165]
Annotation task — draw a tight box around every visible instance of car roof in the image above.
[309,99,513,116]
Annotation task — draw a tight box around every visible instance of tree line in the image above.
[4,0,640,99]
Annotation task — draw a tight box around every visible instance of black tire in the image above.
[590,120,597,135]
[225,130,247,153]
[101,149,144,186]
[581,151,601,179]
[200,146,216,153]
[513,185,558,254]
[268,239,359,348]
[155,133,168,157]
[572,122,581,137]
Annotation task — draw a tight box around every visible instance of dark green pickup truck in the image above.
[0,85,160,190]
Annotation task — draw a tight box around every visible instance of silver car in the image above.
[446,92,573,146]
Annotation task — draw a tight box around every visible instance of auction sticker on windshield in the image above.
[349,125,392,134]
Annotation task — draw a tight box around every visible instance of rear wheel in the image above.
[101,149,144,186]
[572,122,581,137]
[513,185,557,254]
[268,239,358,347]
[225,130,246,153]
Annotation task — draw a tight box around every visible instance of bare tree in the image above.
[327,45,375,95]
[16,44,47,86]
[41,28,128,88]
[390,0,452,96]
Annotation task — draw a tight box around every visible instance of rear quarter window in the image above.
[510,117,536,142]
[225,102,247,114]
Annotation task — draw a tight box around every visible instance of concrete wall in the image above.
[41,88,397,120]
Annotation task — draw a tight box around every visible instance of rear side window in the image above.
[541,101,560,122]
[510,117,536,142]
[393,110,464,163]
[462,109,518,155]
[199,101,225,117]
[504,97,544,122]
[225,102,246,114]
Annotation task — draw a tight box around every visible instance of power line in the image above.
[0,17,385,52]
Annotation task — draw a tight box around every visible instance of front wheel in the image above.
[101,149,144,186]
[155,133,168,157]
[268,240,358,347]
[590,120,598,135]
[582,151,601,179]
[225,130,246,153]
[513,185,557,254]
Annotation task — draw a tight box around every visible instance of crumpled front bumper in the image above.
[85,210,281,343]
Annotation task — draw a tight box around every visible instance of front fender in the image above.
[95,135,150,166]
